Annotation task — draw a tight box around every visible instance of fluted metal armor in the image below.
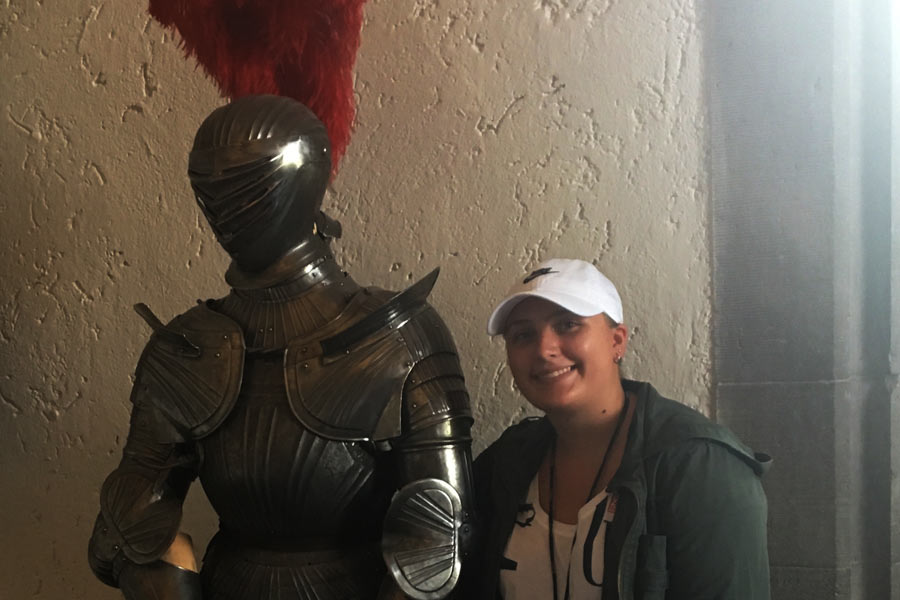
[88,96,475,600]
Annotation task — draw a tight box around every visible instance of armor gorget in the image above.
[214,240,366,352]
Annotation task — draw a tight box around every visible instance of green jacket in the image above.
[461,380,771,600]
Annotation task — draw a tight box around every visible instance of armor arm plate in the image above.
[88,397,200,591]
[381,351,475,600]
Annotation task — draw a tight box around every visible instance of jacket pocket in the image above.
[636,534,668,600]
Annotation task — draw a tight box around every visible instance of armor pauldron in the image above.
[131,303,245,438]
[284,271,458,442]
[318,269,439,357]
[382,479,463,600]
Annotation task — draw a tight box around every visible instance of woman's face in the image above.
[502,297,627,415]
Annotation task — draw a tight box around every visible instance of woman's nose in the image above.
[538,329,561,357]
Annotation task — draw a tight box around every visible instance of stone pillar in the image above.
[706,0,894,598]
[891,1,900,594]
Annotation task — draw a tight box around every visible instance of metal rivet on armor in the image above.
[301,347,307,353]
[113,544,119,551]
[411,403,417,408]
[102,527,108,534]
[223,335,228,340]
[303,363,309,369]
[215,352,221,358]
[268,327,273,332]
[258,328,264,333]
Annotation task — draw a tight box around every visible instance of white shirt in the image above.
[499,475,617,600]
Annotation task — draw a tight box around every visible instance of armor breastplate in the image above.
[197,352,386,544]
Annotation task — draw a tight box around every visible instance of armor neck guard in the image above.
[215,272,363,352]
[225,235,336,292]
[231,258,351,303]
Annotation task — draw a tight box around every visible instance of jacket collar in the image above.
[618,379,771,477]
[493,379,770,499]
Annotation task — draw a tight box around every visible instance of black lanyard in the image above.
[548,394,629,600]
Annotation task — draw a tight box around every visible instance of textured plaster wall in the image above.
[0,0,708,597]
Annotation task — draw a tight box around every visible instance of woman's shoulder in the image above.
[626,380,770,476]
[477,416,549,453]
[474,416,551,471]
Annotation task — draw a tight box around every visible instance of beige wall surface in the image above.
[0,0,708,597]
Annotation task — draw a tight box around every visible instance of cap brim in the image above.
[486,291,604,335]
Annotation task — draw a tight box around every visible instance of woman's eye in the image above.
[556,319,580,333]
[506,330,534,344]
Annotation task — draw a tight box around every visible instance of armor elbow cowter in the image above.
[87,466,189,588]
[381,479,464,600]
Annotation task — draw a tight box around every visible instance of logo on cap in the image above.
[523,267,558,284]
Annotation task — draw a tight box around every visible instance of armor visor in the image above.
[189,138,323,246]
[187,96,332,273]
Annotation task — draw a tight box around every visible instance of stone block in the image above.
[718,381,837,567]
[770,565,849,600]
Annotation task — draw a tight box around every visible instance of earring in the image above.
[613,354,622,365]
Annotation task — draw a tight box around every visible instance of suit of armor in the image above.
[88,96,475,600]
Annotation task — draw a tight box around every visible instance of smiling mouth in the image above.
[534,365,575,381]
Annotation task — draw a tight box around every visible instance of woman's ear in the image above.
[612,323,629,356]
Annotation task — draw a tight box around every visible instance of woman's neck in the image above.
[547,380,626,455]
[538,384,634,524]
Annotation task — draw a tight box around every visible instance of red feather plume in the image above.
[149,0,367,172]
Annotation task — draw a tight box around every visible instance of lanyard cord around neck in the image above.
[548,393,630,600]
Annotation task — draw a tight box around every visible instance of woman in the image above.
[463,258,770,600]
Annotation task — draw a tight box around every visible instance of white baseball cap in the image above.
[486,258,623,335]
